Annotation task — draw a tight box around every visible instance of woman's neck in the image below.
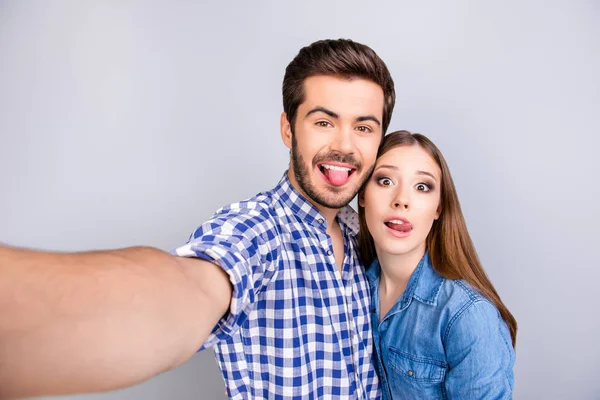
[376,245,426,319]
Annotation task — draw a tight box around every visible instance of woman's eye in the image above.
[378,178,393,186]
[415,183,431,192]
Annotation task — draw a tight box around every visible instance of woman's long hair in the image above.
[358,130,517,348]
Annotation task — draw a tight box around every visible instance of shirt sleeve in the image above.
[443,299,515,399]
[171,202,279,349]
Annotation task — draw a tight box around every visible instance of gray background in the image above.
[1,1,599,399]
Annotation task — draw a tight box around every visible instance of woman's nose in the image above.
[392,201,409,210]
[392,191,409,210]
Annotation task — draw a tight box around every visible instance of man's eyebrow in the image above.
[356,115,381,126]
[305,107,381,126]
[305,107,339,119]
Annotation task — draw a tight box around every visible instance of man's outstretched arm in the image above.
[0,245,232,399]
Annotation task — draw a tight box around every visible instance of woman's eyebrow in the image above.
[374,165,437,181]
[416,170,437,181]
[374,164,398,172]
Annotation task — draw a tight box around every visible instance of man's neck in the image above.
[286,170,341,228]
[286,170,347,272]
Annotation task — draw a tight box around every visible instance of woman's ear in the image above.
[358,191,365,208]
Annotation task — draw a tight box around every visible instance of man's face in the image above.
[281,75,384,210]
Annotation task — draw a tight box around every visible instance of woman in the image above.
[358,130,517,399]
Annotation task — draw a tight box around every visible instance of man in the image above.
[0,39,395,399]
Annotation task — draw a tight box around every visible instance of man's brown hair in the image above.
[283,39,395,134]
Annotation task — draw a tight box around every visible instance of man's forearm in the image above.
[0,245,231,399]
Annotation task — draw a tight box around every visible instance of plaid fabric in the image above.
[173,172,380,399]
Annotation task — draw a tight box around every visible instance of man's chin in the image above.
[293,168,364,209]
[309,186,358,209]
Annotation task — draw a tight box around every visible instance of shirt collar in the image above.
[366,252,444,307]
[411,253,444,306]
[273,171,359,236]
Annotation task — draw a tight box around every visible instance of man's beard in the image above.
[290,135,374,209]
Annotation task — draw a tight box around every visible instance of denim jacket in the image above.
[366,253,515,399]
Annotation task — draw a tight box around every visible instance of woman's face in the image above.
[359,144,442,260]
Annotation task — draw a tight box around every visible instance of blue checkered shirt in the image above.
[173,172,380,399]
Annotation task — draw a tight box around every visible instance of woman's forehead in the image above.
[377,146,439,174]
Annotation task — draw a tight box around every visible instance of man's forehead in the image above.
[300,75,384,119]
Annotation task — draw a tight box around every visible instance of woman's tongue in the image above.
[324,168,350,186]
[386,222,412,232]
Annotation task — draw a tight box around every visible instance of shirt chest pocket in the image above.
[386,347,447,400]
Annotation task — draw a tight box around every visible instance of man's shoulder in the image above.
[181,191,280,252]
[214,191,274,216]
[207,189,280,229]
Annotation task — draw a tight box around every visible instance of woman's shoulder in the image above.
[444,278,486,300]
[440,279,514,363]
[438,278,499,323]
[437,279,511,349]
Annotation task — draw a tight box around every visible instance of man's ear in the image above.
[280,112,292,149]
[358,191,365,208]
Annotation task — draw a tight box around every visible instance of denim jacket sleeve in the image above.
[444,299,515,399]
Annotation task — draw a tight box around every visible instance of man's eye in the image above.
[378,178,393,186]
[357,126,372,133]
[316,121,331,128]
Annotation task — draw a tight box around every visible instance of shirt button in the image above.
[407,370,414,377]
[317,218,324,224]
[327,250,332,256]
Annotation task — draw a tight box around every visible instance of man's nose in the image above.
[330,126,354,155]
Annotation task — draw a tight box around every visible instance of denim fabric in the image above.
[366,253,515,399]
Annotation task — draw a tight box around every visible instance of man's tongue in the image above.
[324,168,350,186]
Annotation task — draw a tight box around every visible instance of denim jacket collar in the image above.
[367,252,445,312]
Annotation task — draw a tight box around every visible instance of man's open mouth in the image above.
[318,163,357,187]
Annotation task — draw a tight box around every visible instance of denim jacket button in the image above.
[407,370,414,377]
